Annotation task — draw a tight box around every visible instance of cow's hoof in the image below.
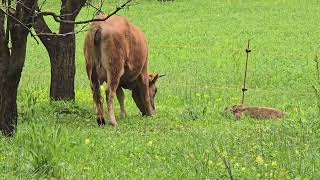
[97,118,106,126]
[120,112,127,119]
[108,121,118,127]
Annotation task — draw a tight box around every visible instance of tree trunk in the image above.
[0,29,28,136]
[49,35,76,101]
[0,74,20,136]
[0,0,36,136]
[33,0,87,101]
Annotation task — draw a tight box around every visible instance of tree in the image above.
[0,0,132,136]
[33,0,87,101]
[0,0,36,136]
[33,0,133,101]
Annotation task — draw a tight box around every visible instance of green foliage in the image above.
[26,124,64,177]
[18,88,38,122]
[1,0,320,179]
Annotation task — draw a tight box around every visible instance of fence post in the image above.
[241,40,251,105]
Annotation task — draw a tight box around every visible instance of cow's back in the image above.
[94,15,148,87]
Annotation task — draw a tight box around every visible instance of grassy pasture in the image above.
[1,0,320,178]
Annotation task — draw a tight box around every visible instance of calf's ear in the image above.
[149,73,159,84]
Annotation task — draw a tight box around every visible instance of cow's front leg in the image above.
[116,87,127,118]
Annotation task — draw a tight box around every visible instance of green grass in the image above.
[1,0,320,178]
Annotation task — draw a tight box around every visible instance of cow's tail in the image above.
[93,27,102,63]
[94,27,102,46]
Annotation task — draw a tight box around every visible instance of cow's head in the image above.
[132,73,164,116]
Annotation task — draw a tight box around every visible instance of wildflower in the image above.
[0,156,6,161]
[304,144,309,150]
[85,138,90,145]
[271,161,277,167]
[255,156,264,165]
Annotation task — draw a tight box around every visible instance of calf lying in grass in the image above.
[225,104,284,120]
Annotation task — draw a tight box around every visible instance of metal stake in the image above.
[241,40,251,105]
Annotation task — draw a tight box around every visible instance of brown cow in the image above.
[225,104,284,120]
[84,14,159,126]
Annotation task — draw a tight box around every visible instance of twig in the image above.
[314,55,319,83]
[213,147,234,180]
[0,8,39,44]
[38,0,47,11]
[36,28,90,37]
[16,0,33,11]
[36,0,133,25]
[5,0,11,44]
[86,1,104,14]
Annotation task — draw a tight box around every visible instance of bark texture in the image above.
[33,0,87,101]
[0,0,36,136]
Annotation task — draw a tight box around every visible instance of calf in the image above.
[226,104,284,120]
[84,14,159,126]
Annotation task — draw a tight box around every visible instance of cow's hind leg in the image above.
[106,76,121,126]
[116,87,127,118]
[90,68,105,126]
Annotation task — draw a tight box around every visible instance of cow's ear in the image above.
[149,73,159,84]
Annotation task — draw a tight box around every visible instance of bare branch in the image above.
[4,0,10,45]
[36,28,89,37]
[86,0,104,14]
[36,0,133,25]
[16,0,33,11]
[38,0,47,11]
[0,8,39,44]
